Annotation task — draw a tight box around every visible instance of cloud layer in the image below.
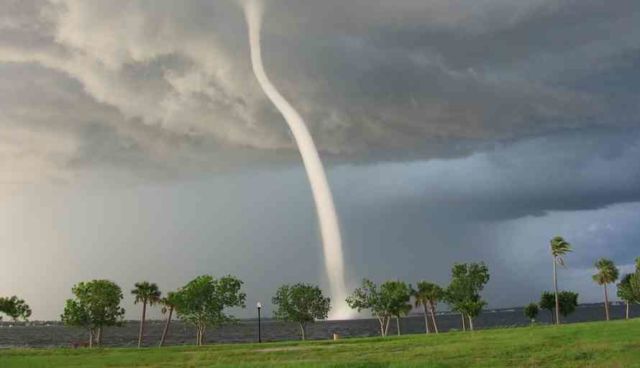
[1,0,639,184]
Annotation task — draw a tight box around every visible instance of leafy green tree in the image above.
[539,292,556,323]
[617,274,636,319]
[524,303,539,323]
[346,279,412,336]
[174,275,246,346]
[550,236,572,325]
[557,291,579,318]
[159,291,179,347]
[347,279,392,337]
[592,258,619,321]
[445,262,490,331]
[0,296,32,322]
[413,281,444,334]
[631,257,640,303]
[60,280,125,347]
[272,283,330,340]
[131,282,162,348]
[380,280,412,336]
[619,256,640,319]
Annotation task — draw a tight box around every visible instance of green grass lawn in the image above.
[1,319,639,368]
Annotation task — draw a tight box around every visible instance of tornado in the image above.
[243,0,351,319]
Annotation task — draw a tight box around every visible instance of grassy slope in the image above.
[1,319,639,368]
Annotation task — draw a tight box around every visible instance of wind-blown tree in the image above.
[413,281,444,334]
[557,291,579,318]
[592,258,619,321]
[347,279,392,337]
[346,279,411,337]
[524,303,539,323]
[131,282,162,348]
[445,262,490,331]
[272,283,330,340]
[550,236,572,325]
[617,274,636,319]
[539,292,556,323]
[381,280,412,336]
[0,296,32,322]
[174,275,246,346]
[61,280,125,347]
[631,257,640,302]
[159,291,179,347]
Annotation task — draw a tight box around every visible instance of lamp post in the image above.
[256,302,262,343]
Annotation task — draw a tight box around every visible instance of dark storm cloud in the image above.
[1,0,638,165]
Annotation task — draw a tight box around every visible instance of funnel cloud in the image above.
[243,0,351,319]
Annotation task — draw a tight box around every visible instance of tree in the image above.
[174,275,246,346]
[60,280,125,347]
[380,280,412,336]
[617,274,636,319]
[272,283,330,340]
[550,236,571,325]
[539,292,556,323]
[347,279,392,337]
[159,291,179,347]
[413,281,444,334]
[346,279,412,337]
[592,258,619,321]
[445,262,490,331]
[0,296,32,322]
[524,303,539,323]
[131,281,162,348]
[557,291,579,318]
[619,256,640,319]
[630,257,640,303]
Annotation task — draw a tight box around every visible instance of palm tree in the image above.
[414,281,443,334]
[550,236,571,325]
[159,291,179,347]
[131,282,162,348]
[593,258,619,321]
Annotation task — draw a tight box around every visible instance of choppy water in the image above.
[0,303,637,348]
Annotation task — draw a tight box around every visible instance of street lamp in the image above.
[256,302,262,343]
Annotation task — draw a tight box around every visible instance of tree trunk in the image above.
[422,305,430,334]
[96,327,102,346]
[159,307,173,347]
[603,284,610,321]
[88,330,93,348]
[299,323,306,340]
[553,257,560,325]
[429,302,439,333]
[138,301,147,348]
[384,316,391,337]
[377,317,385,337]
[626,301,630,320]
[396,316,401,336]
[461,313,466,331]
[468,315,474,331]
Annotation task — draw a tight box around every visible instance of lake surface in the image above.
[0,303,637,348]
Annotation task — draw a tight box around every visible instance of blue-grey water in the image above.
[0,303,637,348]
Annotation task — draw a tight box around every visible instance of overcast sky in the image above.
[1,0,639,320]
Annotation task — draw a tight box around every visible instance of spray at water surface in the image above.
[242,0,351,319]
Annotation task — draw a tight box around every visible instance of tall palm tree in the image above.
[131,282,161,348]
[159,291,179,347]
[550,236,571,325]
[593,258,619,321]
[414,281,443,334]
